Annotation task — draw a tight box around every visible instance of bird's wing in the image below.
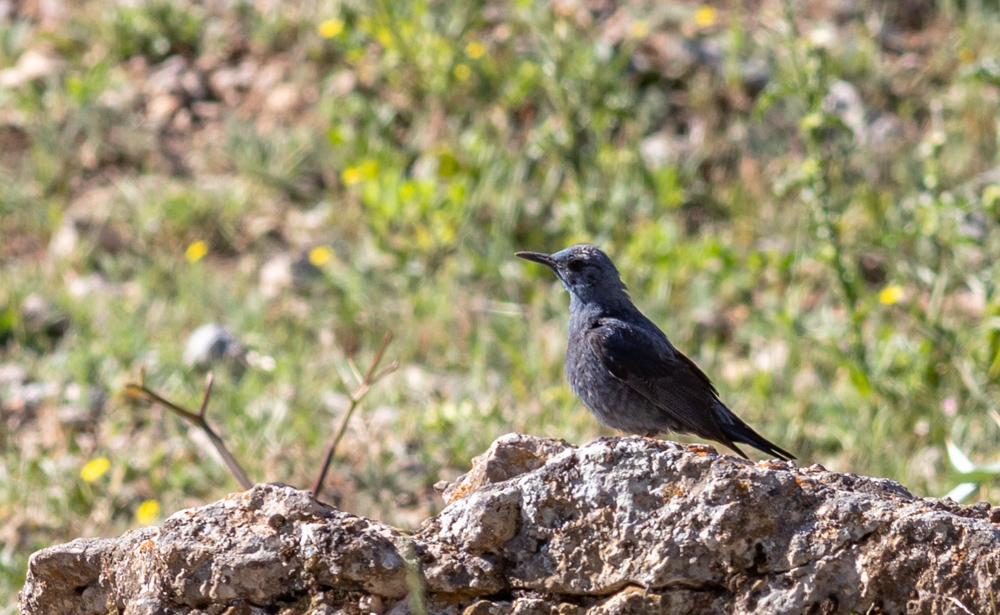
[585,318,725,435]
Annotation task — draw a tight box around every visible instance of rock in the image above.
[259,253,294,299]
[182,323,242,367]
[47,217,79,259]
[147,94,182,123]
[739,58,771,100]
[823,80,867,144]
[440,432,571,504]
[19,435,1000,615]
[0,49,61,89]
[0,363,28,385]
[328,70,357,97]
[265,83,300,114]
[209,61,257,106]
[20,295,70,341]
[20,295,50,327]
[146,56,187,97]
[639,132,673,171]
[181,70,207,101]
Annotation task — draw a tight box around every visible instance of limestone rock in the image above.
[20,435,1000,615]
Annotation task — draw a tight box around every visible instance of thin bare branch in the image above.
[347,358,364,387]
[197,373,215,418]
[124,384,200,422]
[312,332,396,497]
[371,360,399,384]
[125,375,253,491]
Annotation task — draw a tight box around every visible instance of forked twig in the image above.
[125,372,254,490]
[312,332,398,497]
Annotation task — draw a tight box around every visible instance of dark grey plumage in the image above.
[516,244,795,461]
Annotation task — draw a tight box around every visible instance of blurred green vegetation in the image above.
[3,0,1000,608]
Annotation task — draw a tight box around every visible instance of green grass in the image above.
[4,0,1000,608]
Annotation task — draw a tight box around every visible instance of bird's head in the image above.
[516,244,628,306]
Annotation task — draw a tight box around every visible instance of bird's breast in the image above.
[565,330,621,411]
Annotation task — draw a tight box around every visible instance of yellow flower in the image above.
[185,240,208,263]
[800,158,820,178]
[80,457,111,483]
[800,113,822,131]
[318,19,344,38]
[135,500,160,526]
[359,158,379,179]
[694,5,717,28]
[465,41,485,59]
[346,49,364,64]
[879,285,904,305]
[630,20,649,39]
[376,27,394,48]
[959,48,976,64]
[341,166,362,185]
[983,184,1000,207]
[309,246,333,266]
[453,63,471,81]
[399,181,416,201]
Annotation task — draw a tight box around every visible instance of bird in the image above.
[516,244,795,461]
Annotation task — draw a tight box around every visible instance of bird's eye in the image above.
[567,259,584,272]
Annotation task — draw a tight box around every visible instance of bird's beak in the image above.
[515,251,556,269]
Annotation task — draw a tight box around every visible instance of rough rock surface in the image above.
[20,434,1000,615]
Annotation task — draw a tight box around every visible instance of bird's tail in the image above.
[713,401,796,461]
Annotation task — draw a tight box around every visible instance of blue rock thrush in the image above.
[516,244,795,461]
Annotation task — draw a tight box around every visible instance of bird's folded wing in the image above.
[585,319,722,433]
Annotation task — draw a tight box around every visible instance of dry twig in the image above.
[125,370,253,490]
[312,332,397,497]
[124,332,396,497]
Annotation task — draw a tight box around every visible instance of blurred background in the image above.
[3,0,1000,606]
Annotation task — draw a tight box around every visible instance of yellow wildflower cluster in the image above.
[342,158,379,186]
[465,41,485,59]
[694,6,717,28]
[136,500,160,526]
[318,19,344,38]
[185,240,208,263]
[878,285,904,305]
[308,246,334,266]
[80,457,111,482]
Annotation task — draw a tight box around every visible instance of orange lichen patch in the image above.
[686,443,718,456]
[138,539,155,553]
[728,478,753,495]
[795,476,819,489]
[655,484,686,499]
[757,460,789,469]
[445,481,476,504]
